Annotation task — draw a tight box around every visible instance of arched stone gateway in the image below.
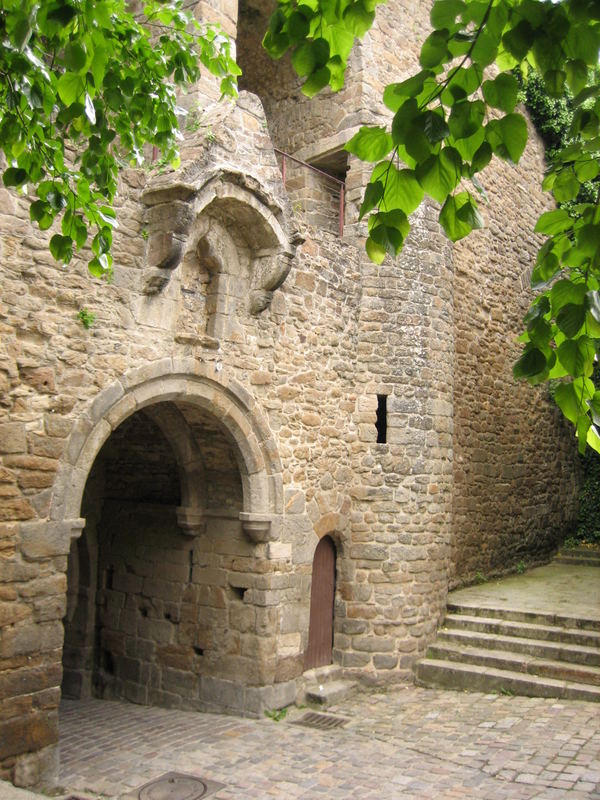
[50,358,284,539]
[54,360,298,718]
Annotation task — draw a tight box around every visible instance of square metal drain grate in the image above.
[120,772,226,800]
[292,711,349,730]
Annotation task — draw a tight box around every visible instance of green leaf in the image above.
[552,167,580,203]
[302,66,330,97]
[430,0,465,28]
[565,59,588,96]
[64,42,87,73]
[346,127,394,161]
[292,38,329,77]
[451,127,485,161]
[485,114,528,164]
[375,165,424,214]
[418,110,447,145]
[482,73,519,113]
[420,29,450,69]
[470,142,492,174]
[369,209,410,256]
[3,167,27,187]
[502,19,535,62]
[557,337,595,377]
[550,279,586,313]
[382,71,434,112]
[359,180,384,219]
[574,158,599,182]
[441,65,483,104]
[556,303,587,337]
[415,148,462,203]
[534,209,574,236]
[448,100,485,140]
[544,69,567,97]
[365,236,387,264]
[57,72,86,106]
[470,29,498,66]
[577,414,591,454]
[578,224,600,260]
[513,347,547,380]
[343,3,375,36]
[49,234,73,264]
[554,382,581,424]
[439,191,483,241]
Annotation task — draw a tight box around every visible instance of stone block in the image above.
[20,521,73,560]
[244,679,296,716]
[373,654,398,670]
[353,635,395,653]
[13,743,58,789]
[200,675,245,711]
[0,423,26,454]
[266,541,292,560]
[0,711,58,760]
[0,499,35,522]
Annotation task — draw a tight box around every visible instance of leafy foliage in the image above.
[575,449,600,543]
[265,0,600,453]
[0,0,239,279]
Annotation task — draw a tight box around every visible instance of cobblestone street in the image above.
[57,687,600,800]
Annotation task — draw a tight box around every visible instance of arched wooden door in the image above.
[304,535,336,670]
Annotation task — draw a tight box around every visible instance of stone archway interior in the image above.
[61,400,260,710]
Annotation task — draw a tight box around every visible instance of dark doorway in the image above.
[304,535,336,670]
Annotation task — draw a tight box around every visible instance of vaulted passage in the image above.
[61,401,258,712]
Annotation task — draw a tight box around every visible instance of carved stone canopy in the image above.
[141,170,301,325]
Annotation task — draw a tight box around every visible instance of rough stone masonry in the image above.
[0,0,580,789]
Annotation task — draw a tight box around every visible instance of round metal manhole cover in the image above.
[138,774,208,800]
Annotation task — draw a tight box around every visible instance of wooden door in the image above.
[304,535,336,670]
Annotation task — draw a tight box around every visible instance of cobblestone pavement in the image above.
[58,686,600,800]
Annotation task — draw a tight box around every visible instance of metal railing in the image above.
[274,148,345,237]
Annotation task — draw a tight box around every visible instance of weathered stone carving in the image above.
[141,171,300,333]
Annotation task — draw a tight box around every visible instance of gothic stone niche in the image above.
[141,169,300,342]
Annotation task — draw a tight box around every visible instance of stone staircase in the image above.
[298,665,357,709]
[416,549,600,702]
[553,545,600,567]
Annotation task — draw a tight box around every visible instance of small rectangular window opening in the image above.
[376,395,388,443]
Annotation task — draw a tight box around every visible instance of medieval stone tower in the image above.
[0,0,579,788]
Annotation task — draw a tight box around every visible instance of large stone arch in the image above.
[49,357,283,544]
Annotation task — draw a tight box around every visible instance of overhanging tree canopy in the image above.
[265,0,600,453]
[0,0,239,276]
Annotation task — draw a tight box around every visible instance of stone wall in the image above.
[450,121,580,586]
[0,0,580,788]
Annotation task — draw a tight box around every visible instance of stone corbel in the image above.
[176,506,207,536]
[141,184,196,295]
[249,289,273,315]
[239,511,274,543]
[249,252,293,316]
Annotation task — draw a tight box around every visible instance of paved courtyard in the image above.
[56,686,600,800]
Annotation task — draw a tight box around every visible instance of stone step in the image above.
[444,614,600,648]
[446,603,600,631]
[554,554,600,567]
[436,628,600,667]
[428,642,600,686]
[415,659,600,702]
[301,664,343,685]
[303,679,357,709]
